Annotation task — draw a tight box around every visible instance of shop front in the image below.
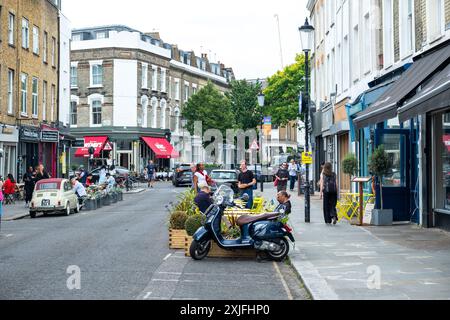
[18,126,41,180]
[141,136,180,171]
[40,125,59,178]
[0,125,19,179]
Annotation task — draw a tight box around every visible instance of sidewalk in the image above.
[257,186,450,300]
[1,202,30,221]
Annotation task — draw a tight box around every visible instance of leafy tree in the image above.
[368,146,392,210]
[342,153,359,190]
[263,54,306,126]
[181,82,234,148]
[226,80,262,131]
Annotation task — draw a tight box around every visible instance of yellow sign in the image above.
[302,152,313,164]
[60,152,67,174]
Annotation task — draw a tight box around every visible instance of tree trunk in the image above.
[379,180,384,210]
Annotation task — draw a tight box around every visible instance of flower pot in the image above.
[102,195,111,206]
[111,193,118,203]
[371,209,393,226]
[85,199,97,211]
[118,192,123,201]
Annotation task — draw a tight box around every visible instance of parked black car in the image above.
[172,163,193,187]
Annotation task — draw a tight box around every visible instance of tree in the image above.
[263,54,306,126]
[368,146,392,210]
[226,80,262,131]
[181,81,234,148]
[342,153,358,191]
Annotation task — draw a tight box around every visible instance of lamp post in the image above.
[257,92,265,192]
[299,18,314,223]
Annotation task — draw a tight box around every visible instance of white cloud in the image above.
[62,0,307,80]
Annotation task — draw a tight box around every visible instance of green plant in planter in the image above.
[174,190,197,216]
[342,153,358,190]
[169,211,189,230]
[185,214,206,236]
[368,145,392,210]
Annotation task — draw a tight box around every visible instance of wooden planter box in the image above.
[185,236,256,258]
[169,229,188,249]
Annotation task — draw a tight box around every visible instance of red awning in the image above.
[142,137,179,159]
[75,136,109,158]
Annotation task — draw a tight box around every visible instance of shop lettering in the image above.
[155,143,167,152]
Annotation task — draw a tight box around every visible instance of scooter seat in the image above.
[236,213,280,227]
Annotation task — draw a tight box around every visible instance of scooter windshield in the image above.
[213,185,234,205]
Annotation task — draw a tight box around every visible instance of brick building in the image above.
[0,0,61,179]
[69,25,234,173]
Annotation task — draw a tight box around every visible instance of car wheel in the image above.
[30,211,36,219]
[65,204,71,216]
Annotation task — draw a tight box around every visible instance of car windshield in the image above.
[211,172,236,180]
[36,182,60,190]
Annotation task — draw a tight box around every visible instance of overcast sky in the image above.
[62,0,308,80]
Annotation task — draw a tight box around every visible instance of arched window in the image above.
[141,95,148,128]
[160,99,167,129]
[151,97,158,128]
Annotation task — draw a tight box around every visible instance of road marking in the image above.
[142,292,152,299]
[151,279,179,282]
[273,261,293,301]
[163,253,172,261]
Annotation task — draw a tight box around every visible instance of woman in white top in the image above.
[193,163,208,193]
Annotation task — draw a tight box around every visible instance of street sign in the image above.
[263,116,272,136]
[250,139,260,150]
[302,151,313,164]
[103,141,113,151]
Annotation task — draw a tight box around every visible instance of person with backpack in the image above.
[320,162,338,225]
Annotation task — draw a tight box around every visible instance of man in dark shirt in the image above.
[238,160,256,209]
[194,185,213,214]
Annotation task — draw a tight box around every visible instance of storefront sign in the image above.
[41,130,59,143]
[20,128,40,142]
[2,127,14,135]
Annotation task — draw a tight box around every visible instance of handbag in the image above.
[274,177,279,187]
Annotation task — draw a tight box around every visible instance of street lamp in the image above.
[299,18,314,223]
[257,92,265,192]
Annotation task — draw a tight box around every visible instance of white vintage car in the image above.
[30,178,80,218]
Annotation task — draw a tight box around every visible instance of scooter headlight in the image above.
[216,196,224,205]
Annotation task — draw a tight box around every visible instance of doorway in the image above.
[117,152,132,170]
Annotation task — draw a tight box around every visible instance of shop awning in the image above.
[142,137,179,159]
[75,136,109,158]
[354,44,450,130]
[398,63,450,122]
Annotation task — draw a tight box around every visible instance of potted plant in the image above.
[85,195,97,211]
[116,187,124,201]
[185,214,206,237]
[111,191,118,203]
[169,211,189,249]
[342,153,358,191]
[368,145,393,226]
[102,192,111,206]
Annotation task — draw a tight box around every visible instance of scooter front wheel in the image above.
[266,238,290,262]
[190,240,212,260]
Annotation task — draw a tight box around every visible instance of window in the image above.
[400,0,414,58]
[43,81,47,120]
[427,0,445,42]
[32,77,38,117]
[175,79,180,100]
[363,13,371,73]
[32,26,39,54]
[383,0,394,67]
[51,85,55,121]
[192,84,197,95]
[142,63,148,88]
[91,100,102,126]
[70,66,78,87]
[96,31,107,39]
[184,83,189,102]
[8,13,15,45]
[51,37,56,66]
[20,73,28,115]
[152,66,158,91]
[161,68,166,92]
[434,111,450,210]
[352,26,360,82]
[70,101,77,126]
[43,32,48,63]
[7,69,14,114]
[90,62,103,87]
[22,18,29,49]
[72,34,81,41]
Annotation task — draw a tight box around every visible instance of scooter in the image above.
[189,185,295,261]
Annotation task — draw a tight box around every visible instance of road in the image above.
[0,183,309,300]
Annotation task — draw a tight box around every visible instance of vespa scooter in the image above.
[189,185,295,261]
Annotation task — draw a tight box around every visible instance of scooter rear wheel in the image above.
[190,240,211,260]
[267,238,290,262]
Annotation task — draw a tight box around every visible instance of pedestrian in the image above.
[23,166,36,207]
[275,163,289,192]
[3,174,16,204]
[288,159,299,191]
[320,162,338,225]
[79,167,88,185]
[35,164,50,183]
[146,160,156,188]
[276,191,292,215]
[105,173,116,192]
[98,166,107,185]
[237,160,257,209]
[193,163,211,193]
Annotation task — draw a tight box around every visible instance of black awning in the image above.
[354,43,450,129]
[398,63,450,122]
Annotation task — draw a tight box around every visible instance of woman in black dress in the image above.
[23,166,36,207]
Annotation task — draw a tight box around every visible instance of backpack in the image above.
[323,173,337,194]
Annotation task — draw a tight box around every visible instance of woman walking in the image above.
[275,163,289,192]
[320,162,338,225]
[23,167,36,207]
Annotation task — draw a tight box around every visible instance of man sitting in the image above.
[194,184,213,214]
[72,178,87,204]
[106,173,116,192]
